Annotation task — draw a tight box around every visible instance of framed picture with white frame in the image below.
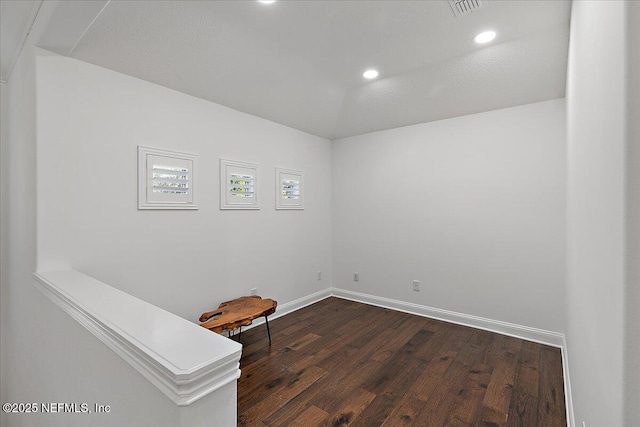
[220,159,260,210]
[275,168,303,210]
[138,146,198,210]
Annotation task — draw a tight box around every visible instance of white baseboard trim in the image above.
[243,286,566,348]
[331,287,565,348]
[230,288,332,334]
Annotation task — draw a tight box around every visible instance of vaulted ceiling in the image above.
[3,0,571,139]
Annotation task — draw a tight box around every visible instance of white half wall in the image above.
[14,278,238,427]
[35,51,333,322]
[566,1,629,426]
[332,99,567,334]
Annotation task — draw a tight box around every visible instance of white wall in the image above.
[0,78,9,416]
[566,1,627,425]
[1,36,39,427]
[625,1,640,425]
[332,99,567,333]
[35,51,333,321]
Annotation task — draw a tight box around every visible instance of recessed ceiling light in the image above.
[258,0,275,4]
[363,69,379,79]
[474,30,496,44]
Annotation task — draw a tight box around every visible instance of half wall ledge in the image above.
[33,270,242,406]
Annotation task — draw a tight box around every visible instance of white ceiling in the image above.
[17,0,571,139]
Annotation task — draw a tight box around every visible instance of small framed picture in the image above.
[220,159,260,210]
[138,146,198,209]
[275,168,303,210]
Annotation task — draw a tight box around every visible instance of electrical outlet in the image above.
[413,280,420,291]
[354,272,360,282]
[250,287,257,296]
[317,271,322,281]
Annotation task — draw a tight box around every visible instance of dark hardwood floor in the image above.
[236,297,566,427]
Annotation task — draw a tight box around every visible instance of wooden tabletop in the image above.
[199,295,277,333]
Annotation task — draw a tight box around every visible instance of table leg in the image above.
[264,315,271,345]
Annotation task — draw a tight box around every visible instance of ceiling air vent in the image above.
[448,0,486,17]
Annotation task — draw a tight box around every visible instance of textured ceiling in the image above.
[41,0,570,139]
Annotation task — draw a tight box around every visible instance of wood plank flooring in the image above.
[236,297,566,427]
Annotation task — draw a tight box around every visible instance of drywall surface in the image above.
[332,99,566,333]
[0,78,8,417]
[625,1,640,424]
[35,51,332,321]
[566,1,626,425]
[1,37,39,427]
